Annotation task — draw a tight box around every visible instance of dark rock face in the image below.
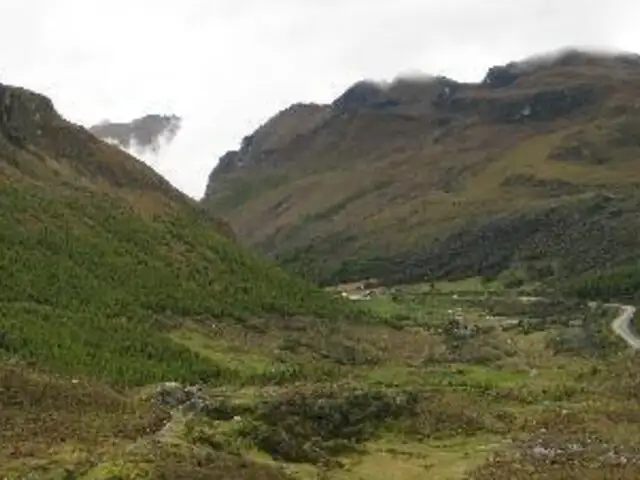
[493,86,601,123]
[214,151,241,173]
[149,382,212,413]
[483,65,520,88]
[90,114,182,154]
[445,85,602,123]
[206,103,330,184]
[0,83,60,149]
[333,77,463,115]
[332,81,388,113]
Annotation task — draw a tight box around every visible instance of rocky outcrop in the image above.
[444,84,603,123]
[332,81,393,112]
[483,65,520,88]
[146,381,212,413]
[0,83,61,149]
[206,103,329,182]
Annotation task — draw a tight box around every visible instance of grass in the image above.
[4,276,640,478]
[0,362,170,478]
[356,289,485,328]
[332,436,506,480]
[3,80,640,478]
[170,327,274,377]
[0,303,219,386]
[0,178,358,387]
[0,82,365,477]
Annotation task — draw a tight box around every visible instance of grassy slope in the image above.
[204,52,640,287]
[0,83,359,477]
[0,83,353,388]
[3,68,640,478]
[13,279,631,480]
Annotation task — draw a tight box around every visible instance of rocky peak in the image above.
[0,83,61,148]
[483,65,520,89]
[208,103,330,181]
[0,84,187,201]
[333,76,462,116]
[332,80,389,112]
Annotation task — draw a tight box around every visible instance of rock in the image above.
[332,81,388,112]
[483,65,520,88]
[531,445,554,459]
[147,382,222,416]
[151,382,190,408]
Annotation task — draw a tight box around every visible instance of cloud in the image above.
[1,0,640,197]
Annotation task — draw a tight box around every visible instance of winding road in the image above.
[517,297,639,350]
[346,288,640,350]
[609,304,640,349]
[503,297,639,350]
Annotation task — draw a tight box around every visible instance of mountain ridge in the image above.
[203,48,640,286]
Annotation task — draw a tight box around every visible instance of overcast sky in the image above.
[1,0,639,198]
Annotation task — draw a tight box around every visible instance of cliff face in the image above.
[205,103,330,181]
[203,49,640,285]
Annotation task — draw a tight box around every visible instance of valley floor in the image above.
[2,278,640,479]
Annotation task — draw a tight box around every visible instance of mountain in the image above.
[203,49,640,287]
[89,113,181,155]
[0,80,363,476]
[2,76,640,480]
[0,81,353,386]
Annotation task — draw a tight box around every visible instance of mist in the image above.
[5,0,638,199]
[131,117,219,199]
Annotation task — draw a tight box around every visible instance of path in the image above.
[609,304,639,349]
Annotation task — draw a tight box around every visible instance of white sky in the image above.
[1,0,639,198]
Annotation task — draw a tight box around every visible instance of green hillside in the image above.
[3,57,640,480]
[0,82,352,387]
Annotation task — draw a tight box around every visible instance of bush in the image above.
[240,387,422,464]
[0,183,358,386]
[564,265,640,302]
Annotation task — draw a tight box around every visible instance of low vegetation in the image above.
[3,276,640,478]
[2,80,640,478]
[0,82,359,477]
[0,181,357,387]
[563,264,640,303]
